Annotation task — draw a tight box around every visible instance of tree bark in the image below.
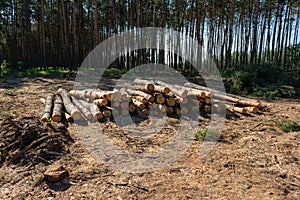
[41,93,55,122]
[58,88,83,120]
[52,95,63,122]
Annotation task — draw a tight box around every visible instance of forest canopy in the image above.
[0,0,300,73]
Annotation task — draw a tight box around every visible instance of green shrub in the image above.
[278,120,300,132]
[103,68,127,78]
[4,88,20,96]
[194,129,207,141]
[229,64,300,99]
[194,128,219,141]
[0,60,8,76]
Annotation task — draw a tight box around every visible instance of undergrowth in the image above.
[194,128,219,141]
[224,64,300,99]
[278,120,300,132]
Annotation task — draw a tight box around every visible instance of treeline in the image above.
[0,0,300,72]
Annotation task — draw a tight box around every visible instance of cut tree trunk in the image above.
[79,100,103,119]
[133,79,155,91]
[165,95,176,106]
[41,93,55,122]
[184,82,261,107]
[154,80,189,97]
[58,88,83,120]
[155,93,165,104]
[93,98,108,106]
[153,85,170,94]
[52,95,63,122]
[132,98,145,110]
[71,97,93,120]
[101,106,112,118]
[63,112,73,122]
[127,89,155,102]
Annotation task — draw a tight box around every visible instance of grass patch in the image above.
[4,88,20,96]
[194,128,220,141]
[1,67,69,77]
[194,129,208,141]
[278,120,300,132]
[0,108,11,119]
[102,68,127,78]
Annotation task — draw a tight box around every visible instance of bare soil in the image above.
[0,76,299,200]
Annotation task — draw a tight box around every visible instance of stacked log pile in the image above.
[40,79,263,123]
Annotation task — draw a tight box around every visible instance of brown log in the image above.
[174,107,181,115]
[101,106,112,118]
[153,85,170,94]
[165,95,176,106]
[181,107,189,115]
[93,98,108,106]
[120,101,129,109]
[132,96,147,104]
[184,82,261,107]
[154,80,188,97]
[187,90,207,98]
[52,95,63,122]
[112,101,120,107]
[226,105,247,114]
[205,105,211,113]
[127,89,155,102]
[166,106,174,114]
[147,102,154,109]
[79,100,103,119]
[111,89,122,101]
[88,90,112,100]
[159,104,167,111]
[41,93,55,122]
[133,79,155,91]
[155,93,165,104]
[40,98,46,104]
[68,90,86,98]
[63,112,73,122]
[245,106,259,113]
[175,96,188,104]
[197,97,212,104]
[224,96,261,108]
[128,103,136,113]
[71,97,93,120]
[58,88,83,120]
[119,88,130,101]
[141,108,149,115]
[132,98,145,110]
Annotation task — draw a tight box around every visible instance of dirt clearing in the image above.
[0,76,299,199]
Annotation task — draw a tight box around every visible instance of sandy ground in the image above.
[0,76,299,200]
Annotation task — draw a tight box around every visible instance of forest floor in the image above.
[0,75,299,200]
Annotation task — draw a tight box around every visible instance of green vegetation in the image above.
[3,88,21,96]
[0,60,8,76]
[278,120,300,132]
[225,64,300,99]
[194,128,219,141]
[194,129,208,141]
[0,65,69,77]
[102,68,127,78]
[0,108,11,120]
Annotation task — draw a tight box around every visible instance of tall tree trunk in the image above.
[60,0,71,69]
